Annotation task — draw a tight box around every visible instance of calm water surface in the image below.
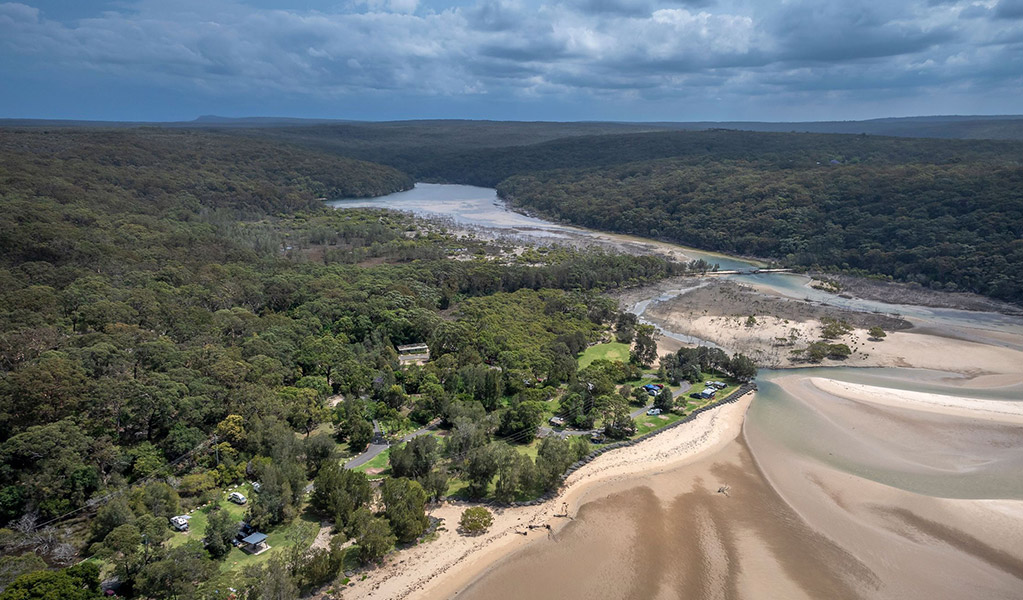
[332,184,1023,335]
[332,184,1023,499]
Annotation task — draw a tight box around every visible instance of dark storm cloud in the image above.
[768,1,955,63]
[994,0,1023,19]
[0,0,1021,120]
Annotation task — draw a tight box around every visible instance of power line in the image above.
[29,434,217,532]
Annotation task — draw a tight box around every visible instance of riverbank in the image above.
[327,184,1023,599]
[624,277,1023,375]
[453,367,1023,600]
[338,394,754,600]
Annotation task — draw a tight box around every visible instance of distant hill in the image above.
[659,115,1023,140]
[5,114,1023,141]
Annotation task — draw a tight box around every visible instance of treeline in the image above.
[495,139,1023,303]
[239,127,1023,187]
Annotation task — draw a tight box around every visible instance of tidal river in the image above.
[331,184,1023,600]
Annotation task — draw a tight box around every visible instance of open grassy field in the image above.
[632,411,686,435]
[578,342,631,368]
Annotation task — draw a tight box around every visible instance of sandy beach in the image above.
[339,395,754,600]
[451,369,1023,600]
[810,377,1023,423]
[329,189,1023,600]
[639,280,1023,376]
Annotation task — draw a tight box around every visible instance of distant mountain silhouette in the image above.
[3,115,1023,140]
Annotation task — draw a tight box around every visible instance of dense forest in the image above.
[232,123,1023,188]
[494,132,1023,302]
[0,128,706,598]
[225,124,1023,303]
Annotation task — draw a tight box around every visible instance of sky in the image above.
[0,0,1022,122]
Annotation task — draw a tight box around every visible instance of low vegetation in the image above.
[459,507,493,535]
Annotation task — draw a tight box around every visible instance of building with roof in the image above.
[240,532,270,555]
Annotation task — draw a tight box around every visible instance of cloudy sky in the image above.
[1,0,1021,121]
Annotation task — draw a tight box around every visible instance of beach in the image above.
[329,185,1023,600]
[340,395,754,600]
[450,370,1023,600]
[434,278,1023,600]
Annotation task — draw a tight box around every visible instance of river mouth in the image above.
[330,184,1023,600]
[750,368,1023,500]
[330,183,1023,336]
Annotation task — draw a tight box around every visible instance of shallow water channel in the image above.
[331,183,1023,497]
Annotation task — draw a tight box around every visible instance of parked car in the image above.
[228,492,247,505]
[251,482,261,493]
[236,521,255,541]
[589,432,605,443]
[646,408,662,416]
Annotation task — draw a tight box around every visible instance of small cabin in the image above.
[549,416,566,427]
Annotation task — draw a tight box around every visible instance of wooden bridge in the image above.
[704,268,793,276]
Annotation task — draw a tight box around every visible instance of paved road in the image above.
[343,419,440,469]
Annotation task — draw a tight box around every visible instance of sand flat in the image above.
[810,377,1023,424]
[449,365,1023,600]
[340,395,753,600]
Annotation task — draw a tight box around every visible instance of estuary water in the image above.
[332,184,1023,600]
[331,184,1023,337]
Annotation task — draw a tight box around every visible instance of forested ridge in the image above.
[0,128,700,598]
[233,123,1023,186]
[233,124,1023,303]
[487,131,1023,303]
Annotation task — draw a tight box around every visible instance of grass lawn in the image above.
[578,342,631,369]
[631,412,686,438]
[513,438,541,461]
[353,448,391,479]
[217,513,318,573]
[445,477,470,498]
[157,481,319,592]
[167,483,254,549]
